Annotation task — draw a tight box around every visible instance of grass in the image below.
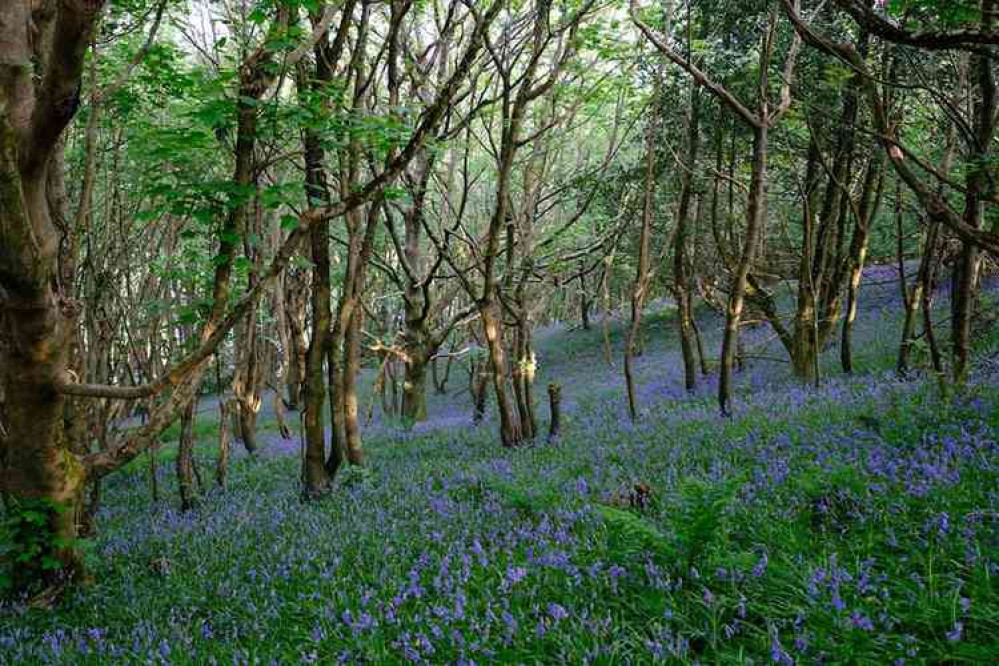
[2,278,998,664]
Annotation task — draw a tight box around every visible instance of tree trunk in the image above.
[216,400,232,491]
[472,361,489,424]
[148,443,159,504]
[326,332,347,477]
[841,239,869,375]
[273,389,292,440]
[625,118,658,420]
[719,124,768,415]
[233,203,264,455]
[952,0,997,385]
[284,275,308,410]
[897,210,928,378]
[691,311,709,376]
[921,237,945,376]
[176,401,197,512]
[1,288,85,587]
[601,255,615,366]
[513,323,537,440]
[547,383,561,442]
[431,356,443,395]
[673,89,701,392]
[480,304,521,446]
[1,119,88,589]
[236,398,259,455]
[302,212,332,495]
[789,141,821,384]
[343,307,365,465]
[402,350,429,424]
[951,244,981,383]
[790,299,819,385]
[438,350,454,394]
[298,53,334,496]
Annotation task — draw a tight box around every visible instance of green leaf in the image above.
[41,556,62,571]
[22,510,47,526]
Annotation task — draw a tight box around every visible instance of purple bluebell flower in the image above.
[850,612,874,631]
[752,552,769,578]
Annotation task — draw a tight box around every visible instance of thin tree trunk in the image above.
[841,242,869,375]
[343,307,364,465]
[674,89,701,392]
[438,349,454,394]
[232,199,264,455]
[952,2,996,384]
[625,120,657,420]
[431,355,443,395]
[791,141,821,383]
[921,236,945,376]
[897,184,924,377]
[216,400,232,490]
[326,333,347,476]
[719,124,768,416]
[547,383,561,442]
[472,361,489,424]
[298,48,334,495]
[273,390,292,439]
[513,323,537,439]
[176,400,197,512]
[691,311,709,376]
[481,304,521,446]
[285,277,308,410]
[601,254,615,366]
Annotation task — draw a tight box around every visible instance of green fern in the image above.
[488,481,561,516]
[674,477,741,569]
[597,477,743,572]
[597,505,676,563]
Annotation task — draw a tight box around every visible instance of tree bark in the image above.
[472,359,489,424]
[481,304,522,446]
[176,401,196,512]
[673,89,701,392]
[547,383,561,442]
[216,400,232,491]
[719,124,768,415]
[342,306,364,465]
[952,24,995,383]
[297,29,337,495]
[402,350,430,424]
[0,0,108,589]
[625,119,657,420]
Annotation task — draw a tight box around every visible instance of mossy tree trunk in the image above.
[0,0,107,591]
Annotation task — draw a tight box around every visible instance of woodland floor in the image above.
[3,266,999,664]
